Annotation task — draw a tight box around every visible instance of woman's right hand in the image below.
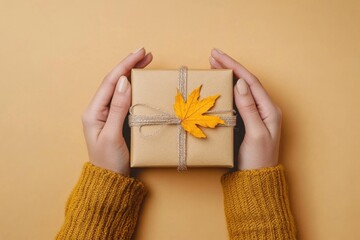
[209,49,282,170]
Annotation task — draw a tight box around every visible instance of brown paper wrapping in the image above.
[130,68,234,168]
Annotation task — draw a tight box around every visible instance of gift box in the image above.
[128,66,236,170]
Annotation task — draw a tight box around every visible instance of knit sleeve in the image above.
[56,162,147,240]
[221,164,297,240]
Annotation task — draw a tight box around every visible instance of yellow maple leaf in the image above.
[173,84,225,138]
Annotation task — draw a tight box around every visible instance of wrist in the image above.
[237,160,278,171]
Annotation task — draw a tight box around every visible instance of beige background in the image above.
[0,1,359,239]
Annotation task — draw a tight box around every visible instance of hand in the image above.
[209,49,282,170]
[81,47,153,176]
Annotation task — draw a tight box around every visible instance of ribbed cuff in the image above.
[56,162,147,240]
[221,165,297,240]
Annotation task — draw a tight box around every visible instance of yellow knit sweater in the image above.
[56,163,296,239]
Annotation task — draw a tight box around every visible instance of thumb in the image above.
[234,78,267,137]
[102,75,131,139]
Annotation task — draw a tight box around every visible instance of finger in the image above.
[210,52,268,135]
[88,48,146,115]
[134,52,153,69]
[209,56,222,69]
[211,48,280,132]
[211,48,256,83]
[234,78,269,138]
[82,48,148,143]
[212,53,280,138]
[211,48,276,110]
[100,75,131,139]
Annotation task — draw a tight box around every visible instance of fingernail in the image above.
[214,48,224,55]
[209,56,216,64]
[236,78,248,95]
[132,47,144,54]
[118,76,129,93]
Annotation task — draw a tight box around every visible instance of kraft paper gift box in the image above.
[128,67,236,170]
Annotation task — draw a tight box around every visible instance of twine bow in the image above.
[128,66,237,171]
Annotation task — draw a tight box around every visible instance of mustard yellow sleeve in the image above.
[56,162,147,240]
[221,164,297,240]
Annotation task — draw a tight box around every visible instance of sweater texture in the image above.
[56,162,296,239]
[56,162,147,239]
[221,165,297,239]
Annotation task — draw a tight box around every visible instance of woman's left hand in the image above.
[81,47,153,176]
